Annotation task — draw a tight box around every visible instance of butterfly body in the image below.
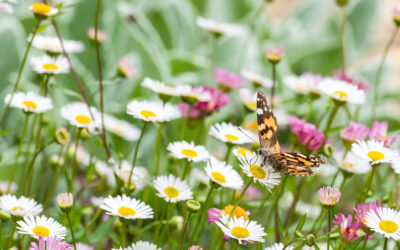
[256,90,326,176]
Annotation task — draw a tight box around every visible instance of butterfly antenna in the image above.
[237,127,259,145]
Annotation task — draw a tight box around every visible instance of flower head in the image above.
[265,46,285,64]
[283,73,322,95]
[100,194,153,220]
[393,5,400,25]
[88,27,107,43]
[142,78,191,98]
[56,193,73,211]
[112,240,160,250]
[0,181,16,195]
[60,102,101,131]
[167,141,210,162]
[215,215,266,244]
[17,215,67,239]
[127,100,180,123]
[333,213,365,243]
[5,92,52,113]
[214,68,245,91]
[30,3,58,17]
[118,57,137,78]
[239,88,257,111]
[113,160,148,191]
[32,35,84,54]
[29,236,72,250]
[353,202,382,226]
[205,157,243,190]
[365,207,400,240]
[30,55,69,75]
[335,71,369,92]
[370,121,400,147]
[232,147,255,160]
[196,17,245,37]
[55,128,70,145]
[209,122,256,145]
[207,205,249,224]
[333,150,371,174]
[0,194,43,217]
[318,186,341,206]
[351,140,398,165]
[240,70,272,88]
[0,2,14,14]
[264,242,293,250]
[340,121,370,143]
[153,175,193,203]
[317,78,366,104]
[288,116,324,151]
[104,114,140,141]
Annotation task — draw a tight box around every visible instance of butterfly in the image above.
[256,90,326,176]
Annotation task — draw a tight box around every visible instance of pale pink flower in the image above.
[289,116,325,151]
[265,46,285,64]
[30,236,72,250]
[333,213,368,242]
[87,27,107,43]
[318,186,341,206]
[353,202,382,227]
[340,121,370,142]
[118,57,137,78]
[370,121,400,147]
[335,70,369,91]
[214,68,245,90]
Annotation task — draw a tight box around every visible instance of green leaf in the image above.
[0,130,11,136]
[90,218,114,243]
[346,237,363,250]
[314,243,320,250]
[295,214,307,231]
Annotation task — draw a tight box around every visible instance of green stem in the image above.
[121,220,126,248]
[371,27,399,120]
[134,220,160,242]
[319,103,341,153]
[224,144,232,163]
[70,129,82,192]
[66,212,77,250]
[8,113,30,192]
[361,233,370,250]
[179,212,192,250]
[155,203,169,245]
[340,6,347,74]
[327,207,331,250]
[181,160,191,179]
[361,166,376,202]
[383,237,388,250]
[155,123,162,176]
[310,209,325,233]
[6,221,16,249]
[283,178,305,228]
[228,179,252,221]
[0,20,41,125]
[339,175,348,191]
[126,123,147,195]
[191,185,215,240]
[270,64,277,108]
[43,166,60,210]
[232,240,239,250]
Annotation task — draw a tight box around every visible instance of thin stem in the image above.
[283,178,305,228]
[155,203,169,245]
[7,114,30,192]
[361,233,370,250]
[0,20,41,125]
[270,64,277,108]
[319,103,341,153]
[232,241,239,250]
[361,166,376,202]
[383,237,388,250]
[66,212,77,250]
[6,221,16,249]
[155,123,162,175]
[121,221,126,248]
[228,179,252,221]
[70,129,82,192]
[93,0,111,159]
[126,123,147,195]
[327,207,331,250]
[179,212,192,250]
[338,175,348,191]
[181,160,191,179]
[224,144,232,163]
[371,27,399,120]
[340,6,347,74]
[191,186,215,239]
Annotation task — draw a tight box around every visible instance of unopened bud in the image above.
[305,234,315,246]
[186,200,201,213]
[336,0,349,6]
[169,216,184,230]
[55,128,70,145]
[0,210,11,221]
[265,46,285,64]
[56,193,73,212]
[80,128,91,140]
[330,232,340,239]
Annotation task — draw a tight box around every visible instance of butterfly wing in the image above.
[267,152,326,176]
[256,90,281,153]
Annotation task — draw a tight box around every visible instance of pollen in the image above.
[367,151,384,162]
[22,101,37,110]
[31,3,52,15]
[223,205,248,220]
[249,164,267,179]
[42,63,59,71]
[32,226,50,237]
[140,110,157,118]
[211,171,226,183]
[231,226,250,238]
[333,90,348,99]
[181,149,198,158]
[224,134,239,141]
[75,115,91,125]
[379,220,398,234]
[164,186,180,198]
[118,206,136,217]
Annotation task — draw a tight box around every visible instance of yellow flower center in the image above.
[249,164,266,179]
[31,3,52,15]
[118,206,136,217]
[42,63,59,71]
[211,171,226,184]
[12,206,25,211]
[32,226,50,237]
[237,148,251,158]
[44,43,61,51]
[140,110,157,118]
[224,134,239,141]
[379,220,399,233]
[334,90,348,99]
[164,186,180,198]
[381,136,387,140]
[112,126,123,135]
[22,100,37,110]
[367,151,384,161]
[75,115,91,125]
[223,205,248,220]
[181,149,198,158]
[231,226,250,238]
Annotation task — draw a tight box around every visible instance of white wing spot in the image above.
[256,108,263,114]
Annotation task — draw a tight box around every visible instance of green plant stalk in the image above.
[191,185,216,240]
[181,160,191,179]
[0,20,41,125]
[310,209,325,233]
[70,128,82,192]
[232,240,239,250]
[155,123,162,176]
[283,178,305,228]
[340,6,347,74]
[383,238,388,250]
[270,64,277,108]
[224,144,232,163]
[228,178,252,221]
[66,212,77,250]
[6,221,16,249]
[154,203,169,245]
[43,145,64,210]
[265,175,287,226]
[126,123,147,195]
[361,232,370,250]
[327,207,331,250]
[361,166,376,202]
[179,212,192,250]
[253,191,272,217]
[8,113,30,192]
[319,103,341,153]
[121,220,127,248]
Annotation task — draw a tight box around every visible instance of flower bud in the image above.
[169,215,184,230]
[323,143,333,157]
[50,155,65,169]
[188,245,203,250]
[330,232,340,239]
[186,200,201,213]
[336,0,349,6]
[305,234,315,246]
[80,128,91,140]
[55,128,70,145]
[56,193,73,212]
[394,5,400,26]
[88,27,107,43]
[0,210,11,221]
[295,230,303,238]
[265,46,285,64]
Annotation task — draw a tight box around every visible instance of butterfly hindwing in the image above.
[267,152,326,176]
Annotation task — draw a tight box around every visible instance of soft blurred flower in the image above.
[118,57,137,78]
[264,242,293,250]
[0,194,43,217]
[142,78,191,99]
[317,78,366,104]
[104,114,140,141]
[353,202,382,227]
[188,245,203,250]
[394,5,400,26]
[340,121,370,143]
[29,236,72,250]
[207,205,249,225]
[214,68,245,91]
[0,2,13,13]
[178,86,229,119]
[283,73,322,95]
[333,214,365,243]
[241,186,263,201]
[5,92,53,113]
[127,100,181,123]
[370,121,400,147]
[30,3,58,17]
[30,55,69,75]
[239,88,257,111]
[232,147,255,160]
[333,150,371,174]
[60,102,101,130]
[167,141,210,162]
[288,116,324,151]
[364,207,400,240]
[318,186,341,206]
[196,17,245,37]
[55,128,70,145]
[240,70,272,88]
[75,243,93,250]
[32,35,84,54]
[335,71,369,92]
[56,193,73,211]
[112,240,160,250]
[113,160,148,191]
[351,140,398,165]
[0,181,16,195]
[265,46,285,64]
[88,27,107,43]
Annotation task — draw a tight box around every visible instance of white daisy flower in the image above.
[240,70,272,88]
[0,2,13,13]
[30,55,69,75]
[17,215,67,239]
[283,74,318,94]
[351,140,398,165]
[239,88,257,111]
[264,242,293,250]
[112,240,160,250]
[317,78,365,104]
[238,152,281,191]
[4,91,52,113]
[233,147,255,160]
[93,159,115,185]
[205,157,243,190]
[60,102,101,130]
[29,3,58,16]
[196,17,245,37]
[0,194,42,217]
[167,141,210,162]
[114,160,148,190]
[209,122,256,145]
[104,114,140,141]
[75,243,94,250]
[142,77,191,97]
[126,100,180,123]
[365,207,400,240]
[215,215,266,244]
[391,152,400,174]
[0,181,16,194]
[100,194,154,220]
[32,35,84,54]
[333,150,371,174]
[153,175,193,203]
